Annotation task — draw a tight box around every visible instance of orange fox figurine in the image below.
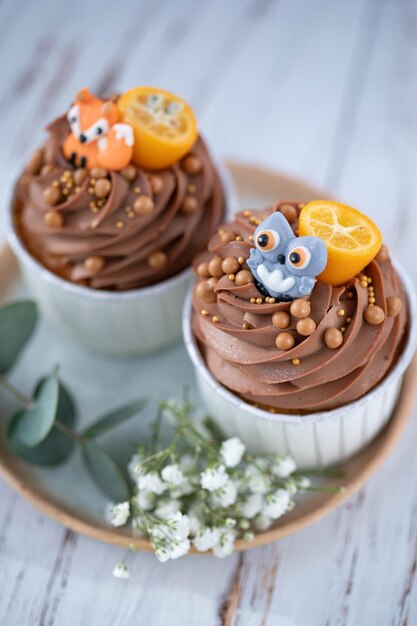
[63,88,134,171]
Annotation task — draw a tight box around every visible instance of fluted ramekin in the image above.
[7,159,237,356]
[183,268,417,468]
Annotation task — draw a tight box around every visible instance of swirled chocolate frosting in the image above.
[14,115,225,290]
[192,203,408,413]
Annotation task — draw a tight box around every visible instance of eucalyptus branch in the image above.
[0,374,33,408]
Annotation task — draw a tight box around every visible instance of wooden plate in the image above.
[0,162,416,554]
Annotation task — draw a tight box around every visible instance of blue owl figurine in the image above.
[247,212,328,301]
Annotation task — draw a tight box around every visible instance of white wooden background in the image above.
[1,0,417,624]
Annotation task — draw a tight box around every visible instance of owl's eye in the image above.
[255,229,280,251]
[288,246,311,269]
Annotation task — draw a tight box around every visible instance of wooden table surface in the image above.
[1,0,417,624]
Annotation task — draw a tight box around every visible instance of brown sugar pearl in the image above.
[208,256,224,278]
[181,196,198,214]
[296,317,316,336]
[324,327,343,349]
[43,186,61,206]
[182,155,202,175]
[150,175,163,195]
[95,178,112,198]
[90,167,108,179]
[74,168,88,186]
[121,165,137,182]
[134,196,155,215]
[147,251,168,269]
[364,305,385,325]
[220,231,236,244]
[290,299,311,318]
[279,204,297,224]
[207,277,219,289]
[376,244,389,263]
[84,256,104,274]
[26,150,44,175]
[386,296,402,317]
[275,332,295,350]
[197,261,211,278]
[222,256,240,274]
[235,270,254,286]
[272,311,290,329]
[196,281,217,304]
[44,211,63,228]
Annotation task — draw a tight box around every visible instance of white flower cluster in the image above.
[109,399,312,569]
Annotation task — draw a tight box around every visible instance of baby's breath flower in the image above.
[138,471,166,495]
[297,477,312,489]
[254,514,273,531]
[262,489,291,520]
[200,465,229,491]
[154,498,182,520]
[245,466,270,494]
[169,539,191,559]
[161,463,185,486]
[212,528,236,558]
[243,531,255,542]
[128,453,143,481]
[239,492,264,519]
[135,490,155,511]
[109,502,130,527]
[210,481,238,508]
[112,561,130,579]
[271,455,297,478]
[166,511,190,542]
[220,437,246,468]
[193,527,220,552]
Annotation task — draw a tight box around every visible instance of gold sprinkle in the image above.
[74,186,81,193]
[250,298,256,304]
[235,235,243,241]
[238,257,244,264]
[218,229,225,235]
[134,186,142,194]
[51,180,59,188]
[269,297,276,303]
[212,316,220,323]
[242,322,250,330]
[89,201,97,209]
[347,317,352,323]
[292,358,301,366]
[91,206,99,214]
[188,184,196,193]
[62,188,69,196]
[348,291,354,299]
[248,235,254,242]
[256,297,263,304]
[367,277,372,284]
[90,178,96,185]
[88,187,95,195]
[368,296,376,304]
[115,220,124,229]
[265,297,270,303]
[97,199,105,207]
[201,309,209,316]
[229,274,236,281]
[243,210,251,217]
[60,175,67,183]
[337,308,345,317]
[341,326,346,332]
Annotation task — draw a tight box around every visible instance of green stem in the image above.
[150,405,163,454]
[54,419,83,443]
[0,374,33,408]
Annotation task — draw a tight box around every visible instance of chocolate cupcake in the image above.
[184,201,416,467]
[8,87,233,354]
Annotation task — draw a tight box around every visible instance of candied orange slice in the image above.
[298,200,382,285]
[117,87,198,170]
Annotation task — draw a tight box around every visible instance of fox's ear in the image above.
[102,100,118,124]
[102,101,113,115]
[76,87,93,103]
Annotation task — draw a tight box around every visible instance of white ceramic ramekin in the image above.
[183,269,417,468]
[7,159,237,356]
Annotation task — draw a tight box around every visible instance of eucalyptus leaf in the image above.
[82,399,147,438]
[82,439,130,502]
[14,371,59,447]
[0,301,37,374]
[7,382,77,466]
